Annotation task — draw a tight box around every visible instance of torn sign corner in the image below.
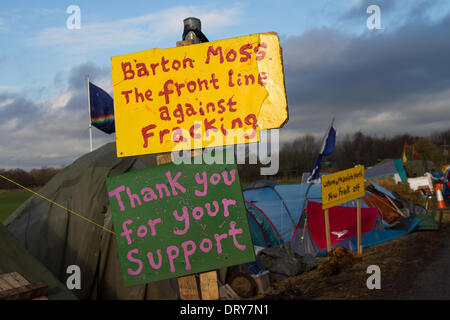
[255,33,288,129]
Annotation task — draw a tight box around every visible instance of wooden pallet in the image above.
[0,272,48,300]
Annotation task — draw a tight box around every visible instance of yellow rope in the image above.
[0,174,115,235]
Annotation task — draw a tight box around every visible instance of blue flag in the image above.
[89,82,115,134]
[307,121,336,184]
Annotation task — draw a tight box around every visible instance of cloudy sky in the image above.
[1,0,449,169]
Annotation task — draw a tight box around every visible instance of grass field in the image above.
[0,191,33,222]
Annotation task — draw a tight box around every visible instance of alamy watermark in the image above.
[169,128,280,175]
[66,265,81,290]
[367,5,381,30]
[366,265,381,289]
[66,5,81,30]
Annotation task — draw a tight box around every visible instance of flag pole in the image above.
[86,75,93,152]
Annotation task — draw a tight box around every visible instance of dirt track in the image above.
[400,228,450,299]
[258,209,450,300]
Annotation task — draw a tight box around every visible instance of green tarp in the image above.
[0,223,77,300]
[4,143,181,299]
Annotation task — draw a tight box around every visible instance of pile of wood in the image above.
[0,272,47,300]
[372,177,424,205]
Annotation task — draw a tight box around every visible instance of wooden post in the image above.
[154,38,219,301]
[157,151,219,300]
[357,198,362,256]
[324,208,332,257]
[200,271,219,300]
[176,274,200,300]
[156,152,201,300]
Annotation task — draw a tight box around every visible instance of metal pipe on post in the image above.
[86,75,93,152]
[183,17,202,43]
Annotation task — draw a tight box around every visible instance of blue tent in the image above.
[243,180,420,256]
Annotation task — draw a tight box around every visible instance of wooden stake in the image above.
[156,151,201,300]
[199,271,219,300]
[176,275,200,300]
[357,198,362,256]
[153,38,219,301]
[324,208,332,257]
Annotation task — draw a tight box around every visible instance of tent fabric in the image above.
[292,201,383,257]
[0,223,77,300]
[244,180,420,257]
[5,143,180,300]
[394,159,408,182]
[243,182,369,245]
[245,201,282,248]
[313,217,419,257]
[364,159,407,182]
[292,201,419,257]
[305,201,378,249]
[243,184,320,243]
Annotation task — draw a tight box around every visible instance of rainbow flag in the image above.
[89,82,115,134]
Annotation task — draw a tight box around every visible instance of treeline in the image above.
[238,128,449,182]
[0,167,61,190]
[2,129,448,189]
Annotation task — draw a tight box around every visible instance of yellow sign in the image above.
[321,166,365,210]
[111,33,288,157]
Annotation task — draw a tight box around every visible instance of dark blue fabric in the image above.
[321,126,336,156]
[307,125,336,183]
[89,82,115,134]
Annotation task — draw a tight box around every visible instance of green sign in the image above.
[106,151,255,286]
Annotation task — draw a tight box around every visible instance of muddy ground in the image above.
[256,209,450,300]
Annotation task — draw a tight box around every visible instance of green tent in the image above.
[5,143,182,300]
[0,223,76,300]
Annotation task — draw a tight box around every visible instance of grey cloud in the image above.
[68,61,110,90]
[0,61,115,169]
[280,12,450,138]
[0,93,41,126]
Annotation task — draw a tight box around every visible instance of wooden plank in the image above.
[10,272,30,287]
[0,282,47,300]
[324,208,332,257]
[177,275,200,300]
[175,39,194,47]
[1,273,22,289]
[199,271,219,300]
[0,284,31,300]
[357,199,362,256]
[0,278,14,291]
[0,273,48,300]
